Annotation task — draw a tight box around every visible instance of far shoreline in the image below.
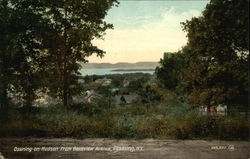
[111,68,155,72]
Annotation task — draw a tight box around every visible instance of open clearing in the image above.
[0,138,249,159]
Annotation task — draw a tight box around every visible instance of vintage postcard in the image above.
[0,0,249,158]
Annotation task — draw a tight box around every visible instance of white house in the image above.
[93,77,112,86]
[123,79,130,87]
[78,79,85,84]
[200,104,227,115]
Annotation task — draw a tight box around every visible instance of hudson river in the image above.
[80,68,154,76]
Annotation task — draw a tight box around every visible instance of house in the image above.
[34,94,49,106]
[85,90,95,96]
[111,88,119,93]
[85,94,102,103]
[84,90,102,103]
[90,77,112,87]
[200,105,227,115]
[123,79,130,87]
[216,104,227,115]
[34,94,61,107]
[90,82,103,87]
[78,79,85,84]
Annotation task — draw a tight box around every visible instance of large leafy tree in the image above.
[0,0,118,110]
[155,46,190,91]
[156,0,248,113]
[0,0,46,111]
[34,0,118,108]
[0,1,16,111]
[181,0,249,111]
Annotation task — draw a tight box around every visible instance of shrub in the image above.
[136,115,171,138]
[218,117,249,140]
[125,104,147,115]
[0,98,248,140]
[169,115,249,140]
[70,98,111,116]
[112,115,137,138]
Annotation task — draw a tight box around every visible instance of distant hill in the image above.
[82,62,159,69]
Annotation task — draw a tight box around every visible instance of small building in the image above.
[91,77,112,87]
[85,93,102,103]
[111,88,119,93]
[85,90,95,96]
[78,79,85,84]
[123,79,130,87]
[216,104,227,116]
[200,105,227,116]
[84,90,102,103]
[90,82,103,87]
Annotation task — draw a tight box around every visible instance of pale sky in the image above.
[89,1,209,63]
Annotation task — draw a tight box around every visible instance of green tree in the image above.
[155,47,190,91]
[181,0,249,112]
[127,77,149,93]
[35,0,118,108]
[0,0,46,110]
[0,1,16,113]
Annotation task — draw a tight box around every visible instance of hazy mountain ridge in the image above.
[82,62,159,69]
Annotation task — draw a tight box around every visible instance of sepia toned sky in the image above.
[89,1,209,63]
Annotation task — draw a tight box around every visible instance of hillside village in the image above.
[30,72,228,115]
[29,73,153,108]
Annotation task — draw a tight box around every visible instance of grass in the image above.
[0,98,249,140]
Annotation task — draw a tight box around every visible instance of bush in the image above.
[35,108,116,138]
[125,104,147,115]
[70,98,111,116]
[0,119,44,137]
[112,115,137,138]
[218,117,249,140]
[136,115,172,138]
[0,98,248,140]
[35,111,86,137]
[169,115,249,140]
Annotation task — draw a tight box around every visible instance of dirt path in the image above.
[0,138,249,159]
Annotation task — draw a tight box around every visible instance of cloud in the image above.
[116,15,154,22]
[90,7,201,63]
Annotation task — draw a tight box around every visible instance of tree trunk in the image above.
[62,4,69,109]
[206,105,211,115]
[23,77,36,108]
[0,88,7,108]
[63,78,69,109]
[24,91,34,108]
[0,85,8,120]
